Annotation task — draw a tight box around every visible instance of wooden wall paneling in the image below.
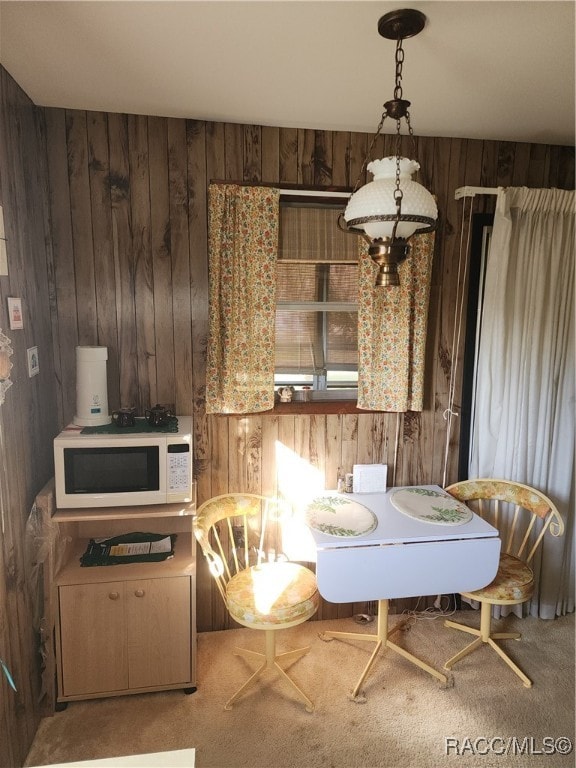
[555,146,572,186]
[0,96,34,494]
[228,415,250,492]
[397,411,425,486]
[297,128,316,186]
[44,109,79,427]
[0,68,57,765]
[147,116,175,410]
[293,413,313,485]
[276,413,296,501]
[512,142,533,186]
[23,123,59,484]
[309,414,327,487]
[260,413,280,497]
[87,111,121,411]
[526,143,550,188]
[0,530,16,768]
[278,127,298,183]
[128,115,156,411]
[66,111,98,346]
[331,131,351,188]
[356,414,375,466]
[243,124,262,182]
[495,141,516,187]
[549,145,575,189]
[324,413,341,491]
[246,416,263,493]
[0,414,33,758]
[0,319,34,761]
[205,121,225,183]
[167,118,193,415]
[38,110,575,644]
[209,415,230,497]
[313,130,333,185]
[550,145,568,187]
[340,413,358,479]
[348,130,368,190]
[260,126,280,183]
[224,123,243,181]
[30,105,61,480]
[0,89,58,479]
[370,413,390,467]
[479,137,499,188]
[108,112,139,414]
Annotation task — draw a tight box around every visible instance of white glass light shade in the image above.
[344,157,437,240]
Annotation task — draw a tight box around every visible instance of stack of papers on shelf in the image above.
[80,532,176,567]
[352,464,388,494]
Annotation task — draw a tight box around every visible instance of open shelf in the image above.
[53,499,196,524]
[56,533,195,585]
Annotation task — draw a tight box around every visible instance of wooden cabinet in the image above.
[59,577,191,697]
[52,500,197,704]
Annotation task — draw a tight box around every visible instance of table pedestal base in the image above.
[319,599,448,700]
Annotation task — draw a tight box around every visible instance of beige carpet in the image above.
[26,612,575,768]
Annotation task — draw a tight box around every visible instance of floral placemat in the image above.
[304,495,378,537]
[391,487,472,526]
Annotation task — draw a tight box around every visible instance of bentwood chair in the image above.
[194,493,319,711]
[443,479,564,687]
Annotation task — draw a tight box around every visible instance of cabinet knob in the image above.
[108,591,120,601]
[134,589,145,598]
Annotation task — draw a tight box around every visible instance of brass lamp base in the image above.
[369,239,411,287]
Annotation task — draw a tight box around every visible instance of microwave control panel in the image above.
[167,444,191,493]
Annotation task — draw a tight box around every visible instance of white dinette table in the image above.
[304,485,500,699]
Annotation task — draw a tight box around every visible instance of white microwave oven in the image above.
[53,416,193,509]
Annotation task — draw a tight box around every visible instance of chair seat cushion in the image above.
[463,553,534,604]
[226,561,319,629]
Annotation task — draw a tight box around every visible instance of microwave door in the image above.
[55,439,167,508]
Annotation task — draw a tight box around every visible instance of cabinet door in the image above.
[59,582,128,696]
[126,576,191,688]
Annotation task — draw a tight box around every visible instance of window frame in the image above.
[274,191,359,403]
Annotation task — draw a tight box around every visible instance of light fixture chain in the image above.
[405,110,418,165]
[394,38,405,100]
[351,109,389,195]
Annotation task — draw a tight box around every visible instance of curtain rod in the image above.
[454,186,499,200]
[209,179,351,196]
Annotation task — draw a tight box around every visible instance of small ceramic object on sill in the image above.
[278,386,294,403]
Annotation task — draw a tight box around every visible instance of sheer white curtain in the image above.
[469,187,575,619]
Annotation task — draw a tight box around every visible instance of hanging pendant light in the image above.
[340,8,438,287]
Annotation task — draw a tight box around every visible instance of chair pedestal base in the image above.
[227,629,314,712]
[444,602,532,688]
[320,599,447,700]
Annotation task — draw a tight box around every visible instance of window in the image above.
[274,201,359,399]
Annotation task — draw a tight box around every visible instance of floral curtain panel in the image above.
[206,184,280,414]
[357,232,435,411]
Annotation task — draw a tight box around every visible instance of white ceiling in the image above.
[0,0,574,146]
